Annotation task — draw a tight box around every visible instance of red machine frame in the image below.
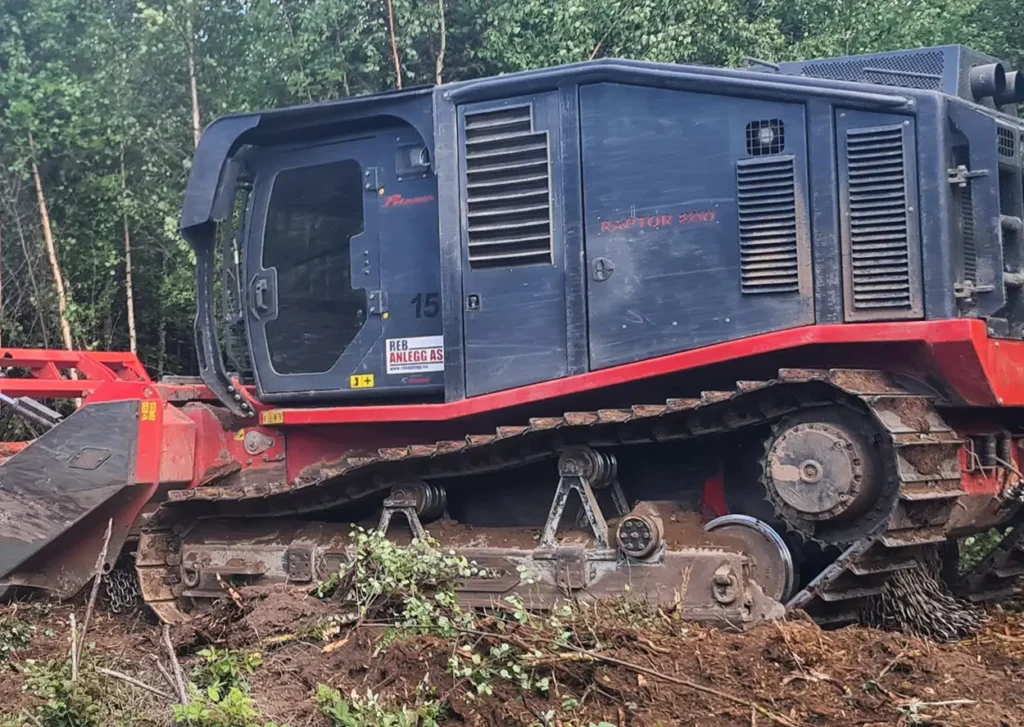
[0,318,1021,597]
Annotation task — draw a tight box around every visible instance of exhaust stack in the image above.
[969,63,1006,100]
[994,70,1024,106]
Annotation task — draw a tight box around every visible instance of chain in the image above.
[862,550,987,642]
[104,565,141,614]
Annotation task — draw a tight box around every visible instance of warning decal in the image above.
[386,335,444,375]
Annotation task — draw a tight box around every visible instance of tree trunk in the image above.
[120,152,137,353]
[157,249,168,377]
[29,131,74,352]
[9,184,49,348]
[186,15,201,148]
[435,0,446,85]
[385,0,403,89]
[0,221,4,347]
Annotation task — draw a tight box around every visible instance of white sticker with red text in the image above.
[386,335,444,375]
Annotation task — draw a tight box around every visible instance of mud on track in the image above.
[1,591,1023,726]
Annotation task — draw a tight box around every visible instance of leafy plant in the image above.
[958,528,1011,575]
[172,685,282,727]
[189,648,263,701]
[315,685,443,727]
[314,527,488,638]
[174,648,281,727]
[0,615,35,662]
[19,658,104,727]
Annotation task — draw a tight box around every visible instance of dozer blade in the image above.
[0,400,146,597]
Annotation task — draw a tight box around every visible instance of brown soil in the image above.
[2,591,1023,727]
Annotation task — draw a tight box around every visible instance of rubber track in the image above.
[137,368,965,625]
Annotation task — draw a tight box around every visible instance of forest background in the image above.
[0,0,1020,377]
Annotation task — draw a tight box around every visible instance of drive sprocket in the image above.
[761,406,901,546]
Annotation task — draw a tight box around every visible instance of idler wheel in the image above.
[766,418,879,523]
[705,515,794,602]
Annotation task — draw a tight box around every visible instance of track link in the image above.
[137,368,965,626]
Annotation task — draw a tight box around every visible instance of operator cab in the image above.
[184,87,445,407]
[243,130,442,402]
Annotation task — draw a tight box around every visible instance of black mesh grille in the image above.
[800,50,944,90]
[997,127,1016,158]
[844,125,913,311]
[961,181,977,283]
[737,156,800,294]
[745,120,785,156]
[463,106,553,269]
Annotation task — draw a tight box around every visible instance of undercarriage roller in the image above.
[391,481,447,522]
[704,515,794,602]
[558,447,617,487]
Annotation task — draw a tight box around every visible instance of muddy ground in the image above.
[0,588,1022,727]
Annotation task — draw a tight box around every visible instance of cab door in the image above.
[245,137,382,400]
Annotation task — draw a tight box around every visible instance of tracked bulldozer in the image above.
[1,44,1024,632]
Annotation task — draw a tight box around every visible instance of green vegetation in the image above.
[0,0,1019,374]
[316,685,444,727]
[16,658,104,727]
[958,527,1012,574]
[173,646,281,727]
[0,614,34,663]
[309,526,636,724]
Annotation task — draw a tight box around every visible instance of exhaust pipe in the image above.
[969,63,1006,101]
[994,70,1024,105]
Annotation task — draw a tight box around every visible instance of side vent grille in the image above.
[745,120,785,156]
[843,125,916,315]
[997,127,1015,158]
[961,180,977,284]
[737,156,801,294]
[463,106,553,269]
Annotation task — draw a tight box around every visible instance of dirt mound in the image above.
[179,584,336,649]
[1,597,1022,726]
[246,604,1024,727]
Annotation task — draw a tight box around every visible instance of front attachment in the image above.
[0,400,140,596]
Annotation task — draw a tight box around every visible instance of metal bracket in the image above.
[364,166,383,191]
[285,547,313,583]
[377,491,427,540]
[948,164,988,188]
[954,280,996,299]
[540,473,609,549]
[368,291,387,316]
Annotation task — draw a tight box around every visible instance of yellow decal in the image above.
[234,429,246,441]
[350,374,375,389]
[261,410,285,426]
[140,401,158,422]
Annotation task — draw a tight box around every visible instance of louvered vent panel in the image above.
[737,156,800,294]
[463,106,553,269]
[997,127,1015,158]
[844,125,913,312]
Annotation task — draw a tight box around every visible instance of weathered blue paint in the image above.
[179,46,1024,408]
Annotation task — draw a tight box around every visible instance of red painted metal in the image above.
[257,319,1024,427]
[0,348,237,402]
[700,466,729,522]
[959,445,1017,498]
[0,348,150,398]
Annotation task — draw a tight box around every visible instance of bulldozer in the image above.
[1,44,1023,632]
